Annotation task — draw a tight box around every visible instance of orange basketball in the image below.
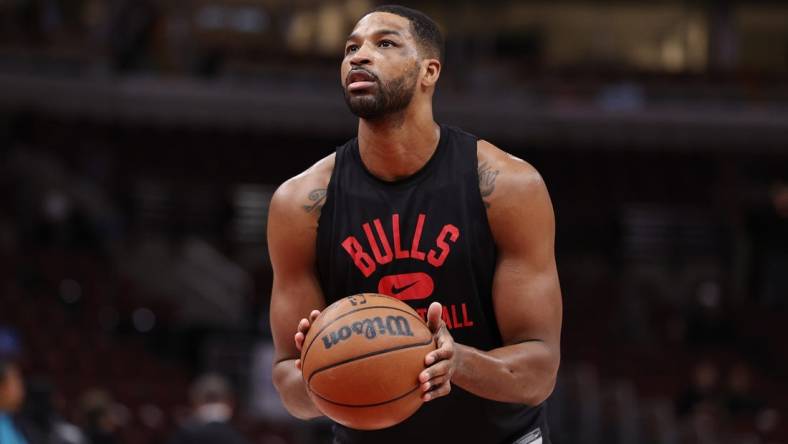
[300,293,436,430]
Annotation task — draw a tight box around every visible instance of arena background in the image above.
[0,0,787,443]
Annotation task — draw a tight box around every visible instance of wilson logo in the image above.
[321,315,414,350]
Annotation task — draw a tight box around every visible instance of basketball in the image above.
[300,293,436,430]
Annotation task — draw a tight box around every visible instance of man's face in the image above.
[0,364,24,412]
[341,12,422,120]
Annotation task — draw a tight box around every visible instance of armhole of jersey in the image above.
[316,146,344,231]
[474,138,496,238]
[315,147,343,300]
[474,137,504,347]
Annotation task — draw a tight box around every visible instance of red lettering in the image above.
[344,214,460,271]
[441,306,453,329]
[341,236,376,277]
[461,303,474,327]
[362,219,393,264]
[410,214,427,260]
[427,224,460,267]
[392,214,410,259]
[451,304,461,327]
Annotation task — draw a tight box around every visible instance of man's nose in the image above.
[349,43,372,66]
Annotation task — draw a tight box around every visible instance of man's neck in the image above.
[357,107,440,182]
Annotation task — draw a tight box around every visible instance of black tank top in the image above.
[316,124,548,444]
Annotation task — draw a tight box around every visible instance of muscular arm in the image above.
[421,141,562,406]
[268,159,333,419]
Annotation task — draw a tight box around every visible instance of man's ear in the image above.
[421,58,441,88]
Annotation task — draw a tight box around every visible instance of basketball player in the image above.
[268,5,562,444]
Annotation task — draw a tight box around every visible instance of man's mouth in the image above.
[346,69,377,92]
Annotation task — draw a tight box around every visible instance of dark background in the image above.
[0,0,787,443]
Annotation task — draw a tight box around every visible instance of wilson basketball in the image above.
[300,293,436,430]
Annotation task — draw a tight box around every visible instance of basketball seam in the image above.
[307,340,433,408]
[310,383,422,408]
[307,337,434,387]
[301,302,427,369]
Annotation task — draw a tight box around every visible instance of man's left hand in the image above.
[419,302,458,402]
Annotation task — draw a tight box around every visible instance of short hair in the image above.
[369,5,444,62]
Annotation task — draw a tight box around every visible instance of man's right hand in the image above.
[294,310,322,370]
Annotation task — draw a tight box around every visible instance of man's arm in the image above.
[419,141,562,406]
[268,162,332,419]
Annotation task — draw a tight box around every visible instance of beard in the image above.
[343,64,419,120]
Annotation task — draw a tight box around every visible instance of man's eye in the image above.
[346,45,358,54]
[379,40,394,48]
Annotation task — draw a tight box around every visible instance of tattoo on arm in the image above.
[478,161,500,208]
[302,188,327,214]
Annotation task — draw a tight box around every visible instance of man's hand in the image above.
[294,309,321,370]
[419,302,458,402]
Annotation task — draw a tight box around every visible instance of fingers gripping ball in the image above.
[300,293,436,430]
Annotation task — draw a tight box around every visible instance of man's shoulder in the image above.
[278,152,336,194]
[476,139,539,177]
[475,139,555,249]
[476,139,546,208]
[271,153,336,218]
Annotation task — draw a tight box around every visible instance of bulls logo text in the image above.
[342,213,459,277]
